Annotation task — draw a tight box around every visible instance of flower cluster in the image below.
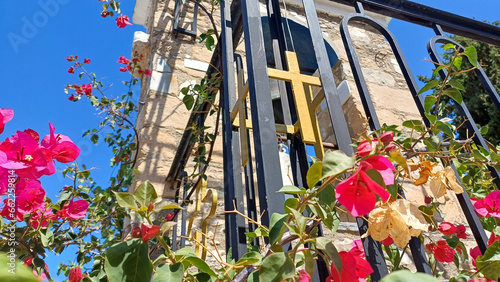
[117,52,152,76]
[0,110,87,279]
[336,132,395,217]
[65,55,94,101]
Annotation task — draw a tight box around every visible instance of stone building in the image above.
[127,0,469,270]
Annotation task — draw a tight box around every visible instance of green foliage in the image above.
[419,22,500,145]
[380,270,440,282]
[476,241,500,280]
[104,239,153,282]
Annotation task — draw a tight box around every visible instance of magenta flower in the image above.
[473,190,500,217]
[336,169,390,217]
[116,15,132,28]
[41,123,81,163]
[117,55,130,65]
[359,155,396,186]
[0,130,51,179]
[66,199,89,220]
[0,109,14,134]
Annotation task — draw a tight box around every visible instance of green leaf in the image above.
[447,78,465,91]
[183,95,195,110]
[424,135,440,152]
[154,201,182,211]
[316,237,342,274]
[387,184,399,201]
[365,169,387,189]
[259,253,295,282]
[91,134,99,144]
[104,239,153,282]
[289,208,307,234]
[463,46,478,67]
[418,79,439,95]
[114,192,138,211]
[133,180,158,208]
[269,213,288,245]
[317,184,336,210]
[321,151,355,180]
[236,251,263,266]
[153,263,184,282]
[0,253,40,282]
[161,221,177,234]
[442,43,455,51]
[476,241,500,280]
[40,230,54,248]
[424,95,437,113]
[433,65,446,76]
[473,149,489,162]
[402,120,426,133]
[277,185,306,195]
[434,121,455,138]
[453,56,463,70]
[283,198,299,213]
[174,248,217,277]
[380,270,439,282]
[205,36,215,51]
[307,161,323,188]
[443,88,463,104]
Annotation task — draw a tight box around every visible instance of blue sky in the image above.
[0,0,499,280]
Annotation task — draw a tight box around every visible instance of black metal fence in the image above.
[166,0,500,280]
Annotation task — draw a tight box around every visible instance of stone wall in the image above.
[129,0,472,272]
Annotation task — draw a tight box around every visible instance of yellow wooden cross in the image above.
[267,51,325,159]
[186,179,218,260]
[230,51,327,160]
[230,71,250,167]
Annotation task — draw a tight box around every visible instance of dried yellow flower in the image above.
[364,199,427,248]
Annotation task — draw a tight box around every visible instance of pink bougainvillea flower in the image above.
[116,15,132,28]
[438,222,457,236]
[117,55,130,65]
[456,224,467,239]
[431,240,455,263]
[119,67,127,72]
[359,155,396,186]
[326,251,373,282]
[0,130,51,179]
[379,131,394,143]
[349,239,365,258]
[0,109,14,134]
[470,246,481,268]
[29,206,57,229]
[66,199,89,220]
[488,231,500,246]
[336,170,390,217]
[16,184,46,216]
[68,67,75,74]
[41,123,81,163]
[83,58,90,64]
[473,190,500,218]
[165,213,174,221]
[298,269,311,282]
[69,266,83,282]
[144,69,152,76]
[357,140,377,157]
[141,223,161,242]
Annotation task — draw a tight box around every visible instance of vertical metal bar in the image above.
[302,0,354,155]
[241,0,285,227]
[221,0,248,259]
